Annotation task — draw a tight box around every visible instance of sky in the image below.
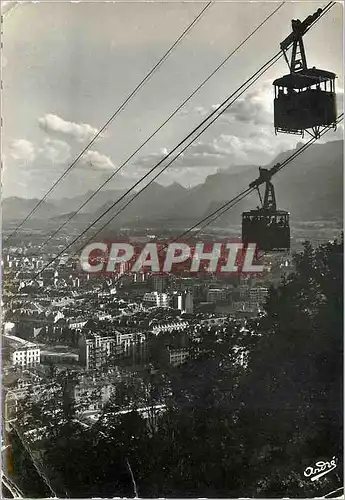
[1,0,344,202]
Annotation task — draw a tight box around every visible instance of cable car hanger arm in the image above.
[280,7,323,72]
[280,7,322,52]
[249,164,281,189]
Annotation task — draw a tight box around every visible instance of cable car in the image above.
[273,69,337,137]
[242,209,290,252]
[273,9,337,138]
[242,167,290,252]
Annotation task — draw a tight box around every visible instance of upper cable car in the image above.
[242,166,290,252]
[273,8,337,139]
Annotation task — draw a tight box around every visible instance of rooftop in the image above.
[273,68,336,89]
[2,334,37,350]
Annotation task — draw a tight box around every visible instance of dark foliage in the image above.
[8,238,343,497]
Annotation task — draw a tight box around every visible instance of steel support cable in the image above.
[74,116,341,291]
[77,32,337,253]
[192,111,343,235]
[194,113,344,235]
[7,423,59,498]
[49,0,337,251]
[324,487,344,498]
[74,53,282,251]
[39,2,286,250]
[104,115,343,289]
[49,2,337,250]
[1,471,24,498]
[107,121,341,287]
[6,1,212,243]
[32,2,337,277]
[33,53,282,277]
[308,2,336,27]
[119,113,345,268]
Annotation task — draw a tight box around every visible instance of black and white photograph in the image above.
[1,0,343,497]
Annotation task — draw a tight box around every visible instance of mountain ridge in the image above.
[2,139,343,231]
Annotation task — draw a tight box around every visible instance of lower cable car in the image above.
[242,168,290,252]
[273,9,337,139]
[242,209,290,252]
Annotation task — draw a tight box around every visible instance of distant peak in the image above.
[168,181,185,189]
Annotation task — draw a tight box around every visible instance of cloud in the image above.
[191,105,219,118]
[133,125,302,176]
[133,147,169,169]
[175,135,277,167]
[224,82,344,128]
[8,139,36,163]
[39,138,71,164]
[186,83,273,127]
[134,73,343,174]
[9,137,72,167]
[179,103,221,119]
[215,133,278,160]
[38,114,99,143]
[6,135,114,174]
[223,83,273,126]
[133,141,230,173]
[188,140,226,158]
[80,150,115,170]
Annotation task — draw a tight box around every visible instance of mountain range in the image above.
[2,139,343,236]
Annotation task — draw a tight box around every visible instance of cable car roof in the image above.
[243,209,290,216]
[273,68,336,89]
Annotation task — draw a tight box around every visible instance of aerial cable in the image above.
[45,1,336,250]
[106,115,343,288]
[34,53,282,275]
[112,114,344,264]
[104,116,343,290]
[39,1,286,249]
[197,117,343,235]
[1,471,24,498]
[6,1,212,242]
[33,2,337,277]
[71,52,281,253]
[35,115,342,280]
[192,114,343,236]
[148,120,342,250]
[324,487,344,498]
[39,125,342,281]
[13,1,335,251]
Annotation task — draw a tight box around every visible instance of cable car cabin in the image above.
[273,68,337,136]
[242,209,290,252]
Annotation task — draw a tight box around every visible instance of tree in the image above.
[8,238,343,498]
[235,238,343,497]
